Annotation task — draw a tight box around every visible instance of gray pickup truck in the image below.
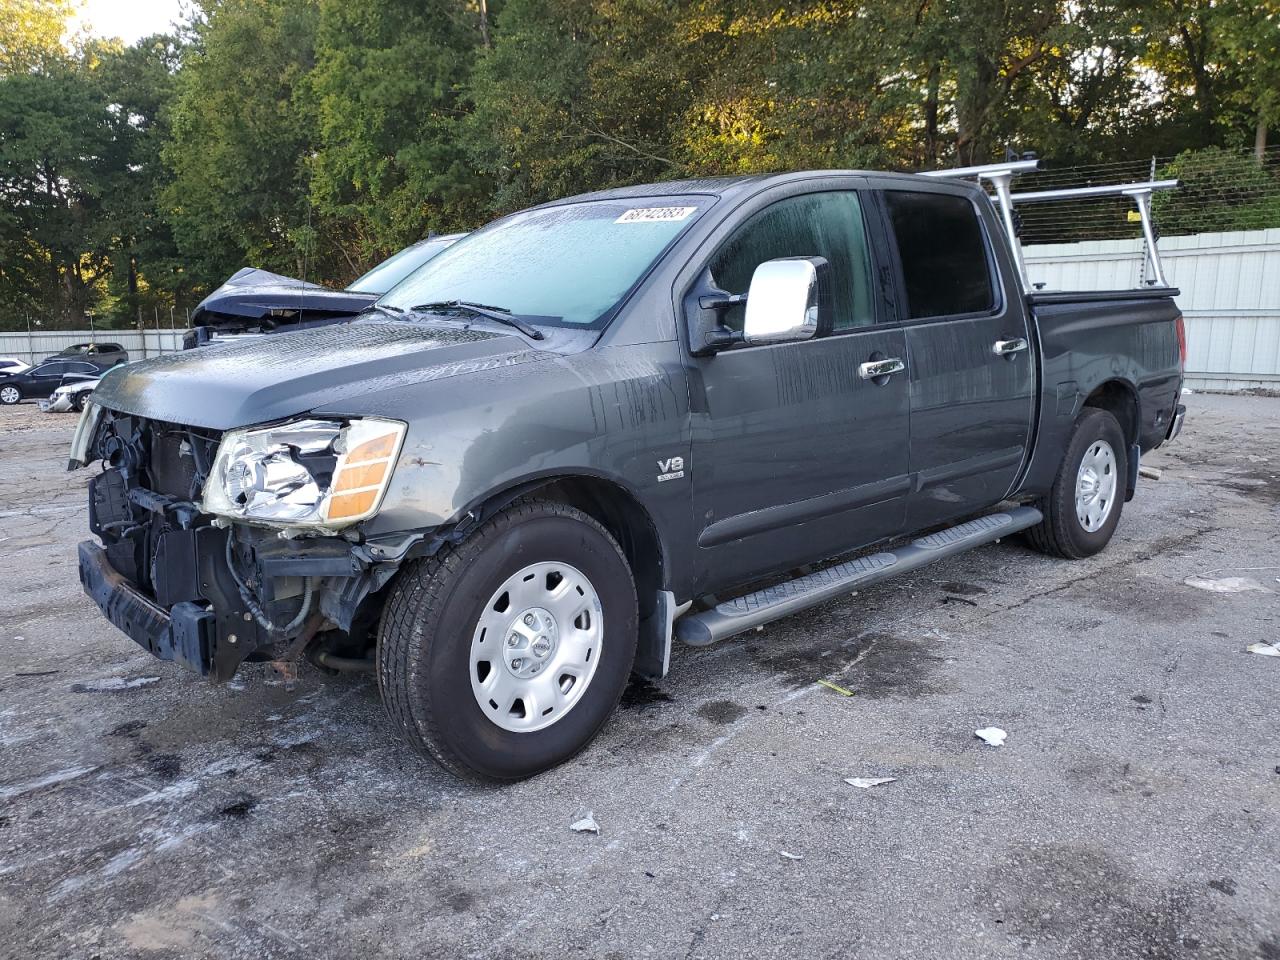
[71,168,1186,781]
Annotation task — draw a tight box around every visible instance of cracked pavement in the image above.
[0,393,1277,960]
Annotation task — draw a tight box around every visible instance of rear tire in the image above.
[1023,407,1127,559]
[377,498,638,783]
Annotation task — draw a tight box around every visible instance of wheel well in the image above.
[1083,380,1138,447]
[522,476,665,621]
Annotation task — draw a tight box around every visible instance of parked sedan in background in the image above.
[0,356,31,375]
[39,375,100,413]
[0,358,107,405]
[184,233,467,347]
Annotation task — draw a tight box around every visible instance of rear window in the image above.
[884,191,996,319]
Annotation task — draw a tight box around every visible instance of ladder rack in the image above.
[919,161,1179,292]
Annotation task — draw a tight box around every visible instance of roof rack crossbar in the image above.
[1008,179,1178,204]
[1008,180,1178,288]
[918,160,1042,179]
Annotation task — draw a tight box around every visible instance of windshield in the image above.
[347,236,463,295]
[378,196,710,328]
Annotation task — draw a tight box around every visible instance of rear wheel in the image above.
[1023,407,1127,559]
[0,385,20,405]
[377,499,638,782]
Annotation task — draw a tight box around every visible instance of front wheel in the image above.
[70,390,90,413]
[0,385,20,405]
[1023,407,1127,559]
[377,499,638,782]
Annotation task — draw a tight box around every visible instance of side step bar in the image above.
[674,507,1043,646]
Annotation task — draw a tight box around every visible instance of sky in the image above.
[69,0,188,46]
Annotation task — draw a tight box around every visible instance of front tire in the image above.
[0,385,20,405]
[70,391,88,413]
[1023,407,1127,559]
[377,499,638,782]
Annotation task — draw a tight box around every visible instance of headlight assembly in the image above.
[67,400,104,470]
[202,417,406,529]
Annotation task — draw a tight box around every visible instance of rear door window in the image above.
[708,191,875,331]
[884,190,996,320]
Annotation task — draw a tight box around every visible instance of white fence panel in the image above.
[1024,228,1280,391]
[0,329,183,366]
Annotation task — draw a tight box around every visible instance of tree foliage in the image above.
[0,0,1278,330]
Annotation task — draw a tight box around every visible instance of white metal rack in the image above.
[920,160,1179,292]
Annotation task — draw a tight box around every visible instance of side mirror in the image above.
[742,256,833,346]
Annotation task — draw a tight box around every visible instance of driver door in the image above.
[684,186,912,595]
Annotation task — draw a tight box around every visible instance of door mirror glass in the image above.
[742,257,832,346]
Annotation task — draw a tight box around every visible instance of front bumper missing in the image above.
[78,526,386,682]
[78,540,215,677]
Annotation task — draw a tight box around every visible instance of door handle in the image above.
[858,358,906,380]
[993,338,1028,356]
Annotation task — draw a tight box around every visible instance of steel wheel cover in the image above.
[1075,439,1117,532]
[469,561,603,733]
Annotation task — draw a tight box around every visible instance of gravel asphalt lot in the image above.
[0,392,1277,960]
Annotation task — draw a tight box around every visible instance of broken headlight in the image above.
[67,400,104,470]
[202,417,406,529]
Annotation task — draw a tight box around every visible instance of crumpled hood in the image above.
[190,267,375,326]
[91,320,537,430]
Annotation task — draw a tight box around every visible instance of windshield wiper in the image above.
[357,303,405,318]
[411,300,545,341]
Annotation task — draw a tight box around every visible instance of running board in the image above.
[675,507,1043,646]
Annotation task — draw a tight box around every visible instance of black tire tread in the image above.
[376,497,634,783]
[1022,407,1126,559]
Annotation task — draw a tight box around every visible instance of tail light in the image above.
[1174,314,1187,370]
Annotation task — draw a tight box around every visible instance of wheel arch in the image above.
[455,471,673,679]
[1082,378,1139,448]
[468,472,667,601]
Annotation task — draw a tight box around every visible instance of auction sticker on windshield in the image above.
[615,206,698,224]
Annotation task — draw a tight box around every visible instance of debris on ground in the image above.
[1247,642,1280,658]
[779,851,803,860]
[69,676,161,693]
[1183,575,1270,593]
[975,727,1007,747]
[569,812,600,834]
[844,777,896,789]
[1139,465,1163,480]
[816,679,855,697]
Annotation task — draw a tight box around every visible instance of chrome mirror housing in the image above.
[741,256,832,346]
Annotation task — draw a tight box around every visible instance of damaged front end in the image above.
[72,405,406,682]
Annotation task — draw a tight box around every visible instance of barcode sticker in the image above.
[615,206,697,224]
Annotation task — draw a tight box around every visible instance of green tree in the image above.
[1154,147,1280,233]
[162,0,321,287]
[469,0,696,213]
[0,0,76,74]
[1214,0,1280,156]
[0,60,116,326]
[308,0,483,275]
[95,36,186,327]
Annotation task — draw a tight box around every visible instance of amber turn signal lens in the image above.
[326,488,379,521]
[319,418,406,526]
[344,433,398,464]
[333,461,387,493]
